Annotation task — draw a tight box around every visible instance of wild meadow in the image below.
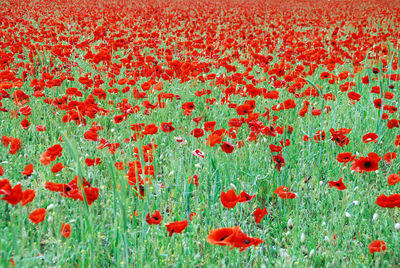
[0,0,399,266]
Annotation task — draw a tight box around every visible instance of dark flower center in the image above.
[219,235,230,241]
[364,161,372,168]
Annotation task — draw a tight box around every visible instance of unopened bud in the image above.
[309,249,315,257]
[301,233,306,243]
[287,218,294,229]
[46,204,56,210]
[301,245,308,255]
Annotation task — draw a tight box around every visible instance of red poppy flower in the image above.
[60,223,71,238]
[188,175,199,186]
[361,76,370,84]
[20,118,31,130]
[142,124,158,135]
[383,152,397,164]
[165,220,188,237]
[387,119,399,129]
[45,177,99,205]
[207,226,263,251]
[191,128,204,138]
[19,105,32,116]
[40,144,63,165]
[254,208,268,224]
[225,229,264,252]
[271,154,285,171]
[311,108,321,116]
[283,99,296,110]
[336,152,355,165]
[189,212,198,221]
[21,164,33,176]
[141,81,151,91]
[269,144,282,153]
[181,102,195,110]
[313,130,326,143]
[376,194,400,208]
[85,158,101,166]
[9,138,21,155]
[130,123,145,132]
[146,210,163,225]
[45,182,67,193]
[1,183,22,206]
[191,149,205,158]
[0,179,11,191]
[237,191,255,203]
[204,121,216,132]
[372,98,381,109]
[113,114,126,124]
[192,116,202,125]
[388,174,400,186]
[0,165,3,176]
[221,142,235,154]
[36,125,46,131]
[83,187,99,205]
[330,128,351,147]
[1,136,11,147]
[396,135,400,147]
[220,189,239,209]
[160,122,175,133]
[351,152,381,173]
[206,132,224,147]
[84,129,98,141]
[328,178,346,190]
[236,104,251,115]
[368,240,386,254]
[348,91,361,102]
[114,162,124,170]
[207,226,241,246]
[228,118,243,128]
[21,189,35,206]
[274,186,296,199]
[29,208,46,224]
[362,133,378,143]
[51,163,65,173]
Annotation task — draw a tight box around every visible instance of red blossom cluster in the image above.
[207,226,264,252]
[0,178,35,206]
[45,176,99,205]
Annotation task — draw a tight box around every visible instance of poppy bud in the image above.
[287,218,294,229]
[230,183,237,191]
[47,204,56,210]
[302,245,308,255]
[301,233,306,243]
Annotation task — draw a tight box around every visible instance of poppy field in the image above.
[1,0,400,266]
